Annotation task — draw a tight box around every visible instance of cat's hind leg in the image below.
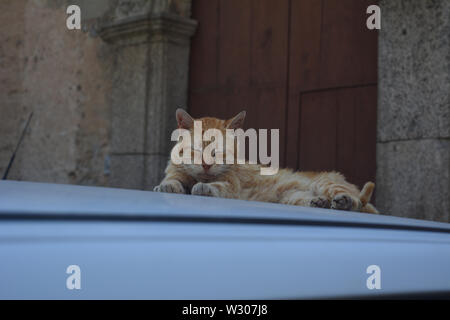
[331,194,357,211]
[280,190,331,209]
[309,173,361,211]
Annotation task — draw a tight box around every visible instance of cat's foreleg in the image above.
[280,190,331,209]
[154,179,185,194]
[154,172,194,194]
[191,181,235,198]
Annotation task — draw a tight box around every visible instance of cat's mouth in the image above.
[197,172,217,181]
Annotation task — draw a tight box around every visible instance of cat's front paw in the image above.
[153,180,185,194]
[310,196,331,209]
[191,182,219,197]
[331,194,361,211]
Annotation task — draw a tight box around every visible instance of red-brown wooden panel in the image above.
[352,85,377,188]
[335,88,357,184]
[189,0,220,91]
[223,88,256,129]
[250,0,289,86]
[335,86,377,189]
[217,0,252,88]
[189,90,226,119]
[287,0,323,91]
[299,86,377,188]
[190,88,255,131]
[319,0,378,88]
[299,91,338,171]
[285,89,301,169]
[285,0,323,168]
[253,87,287,165]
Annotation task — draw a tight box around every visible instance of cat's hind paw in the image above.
[331,194,361,211]
[153,180,185,194]
[191,182,219,197]
[309,197,331,209]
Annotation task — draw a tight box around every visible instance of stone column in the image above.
[377,1,449,221]
[98,0,197,190]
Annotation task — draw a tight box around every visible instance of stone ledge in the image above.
[98,12,197,45]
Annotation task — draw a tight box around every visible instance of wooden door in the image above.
[188,0,377,189]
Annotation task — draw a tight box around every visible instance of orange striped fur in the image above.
[154,110,379,214]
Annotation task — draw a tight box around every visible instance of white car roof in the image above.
[0,180,449,233]
[1,180,450,299]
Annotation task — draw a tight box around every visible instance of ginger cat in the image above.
[154,109,379,214]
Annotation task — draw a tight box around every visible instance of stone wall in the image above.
[0,0,111,186]
[0,0,195,189]
[377,0,450,222]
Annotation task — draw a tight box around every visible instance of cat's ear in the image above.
[176,108,194,129]
[227,111,246,129]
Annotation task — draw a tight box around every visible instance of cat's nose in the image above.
[202,164,212,172]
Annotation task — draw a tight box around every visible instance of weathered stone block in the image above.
[109,154,144,189]
[144,154,170,190]
[146,40,191,156]
[0,0,111,186]
[378,0,450,141]
[110,44,148,154]
[376,139,450,222]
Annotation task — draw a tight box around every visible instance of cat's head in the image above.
[173,109,246,181]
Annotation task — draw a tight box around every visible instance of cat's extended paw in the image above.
[310,197,331,209]
[331,194,361,211]
[153,180,185,194]
[191,182,219,197]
